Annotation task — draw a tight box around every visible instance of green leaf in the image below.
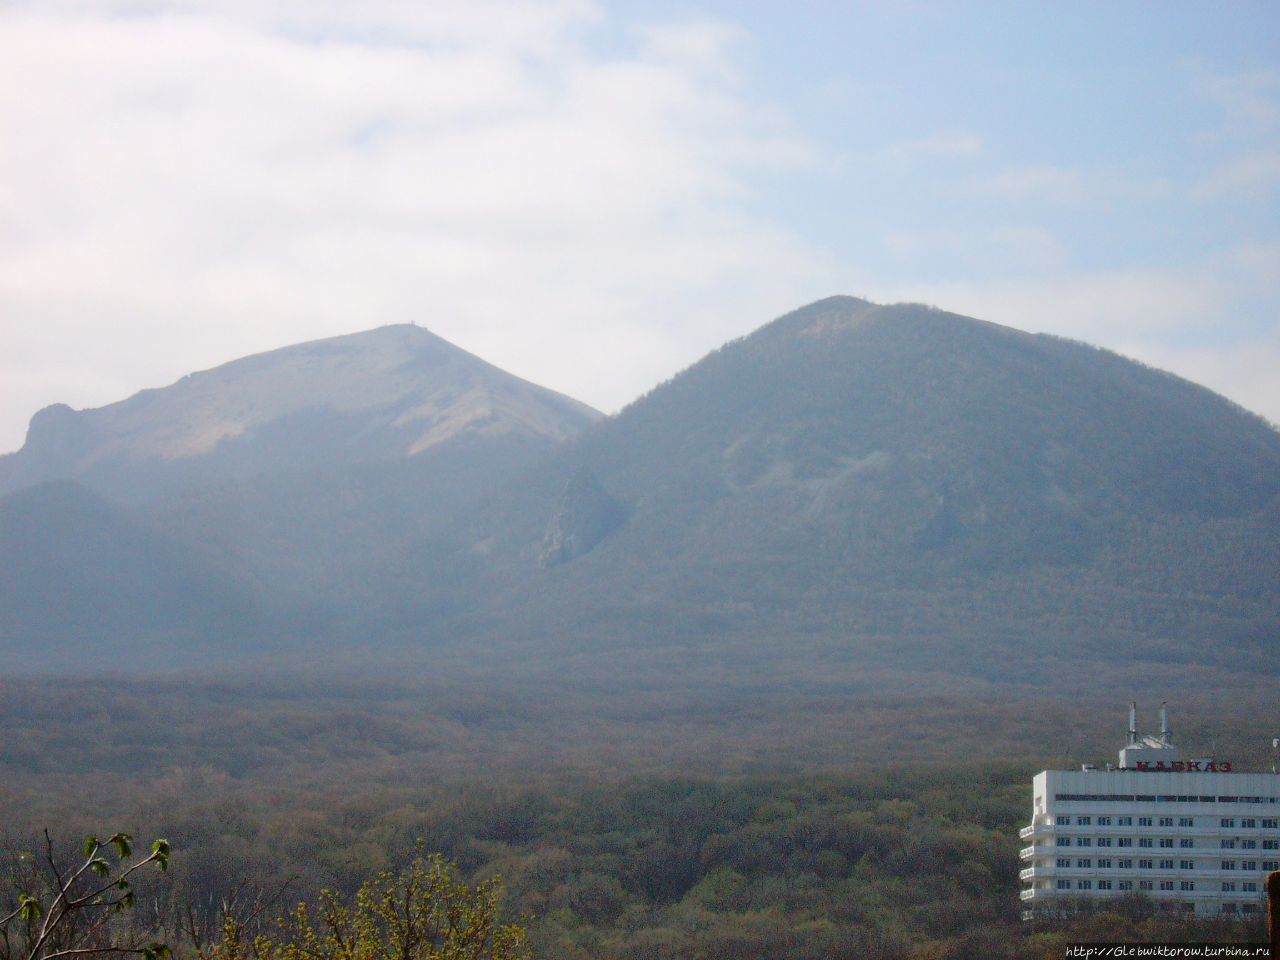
[150,839,170,872]
[83,835,100,858]
[108,833,133,860]
[17,893,42,922]
[141,942,171,960]
[89,857,109,877]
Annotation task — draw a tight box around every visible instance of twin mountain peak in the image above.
[3,296,1278,680]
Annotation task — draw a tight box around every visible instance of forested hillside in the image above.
[3,298,1277,688]
[2,765,1266,960]
[375,297,1280,694]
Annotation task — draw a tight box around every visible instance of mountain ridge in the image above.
[0,323,601,501]
[2,297,1278,690]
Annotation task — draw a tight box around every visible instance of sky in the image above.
[2,1,1279,453]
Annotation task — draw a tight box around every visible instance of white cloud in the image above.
[886,134,984,162]
[968,165,1091,203]
[1190,67,1280,139]
[0,1,833,452]
[882,225,1065,276]
[1194,151,1280,200]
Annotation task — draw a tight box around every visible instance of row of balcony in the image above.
[1020,848,1275,864]
[1020,822,1278,839]
[1019,864,1270,881]
[1022,886,1265,903]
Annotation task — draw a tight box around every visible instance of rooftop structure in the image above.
[1019,704,1280,919]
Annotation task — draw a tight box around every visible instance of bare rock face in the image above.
[539,469,628,568]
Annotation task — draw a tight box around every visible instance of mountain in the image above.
[0,324,601,501]
[0,480,254,667]
[0,325,602,655]
[4,299,1278,690]
[392,297,1280,690]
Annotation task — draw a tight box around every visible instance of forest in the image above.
[1,674,1272,960]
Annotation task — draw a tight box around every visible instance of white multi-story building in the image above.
[1019,704,1280,919]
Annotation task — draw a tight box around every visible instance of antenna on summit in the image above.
[1128,702,1137,746]
[1159,701,1171,746]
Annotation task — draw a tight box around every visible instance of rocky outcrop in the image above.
[538,469,628,567]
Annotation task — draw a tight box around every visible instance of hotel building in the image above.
[1019,704,1280,919]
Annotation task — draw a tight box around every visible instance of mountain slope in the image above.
[0,326,603,660]
[398,297,1280,687]
[0,480,255,667]
[0,324,601,501]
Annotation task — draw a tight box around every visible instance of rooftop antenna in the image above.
[1159,701,1171,747]
[1129,701,1138,746]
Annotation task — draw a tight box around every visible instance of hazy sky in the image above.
[3,1,1278,453]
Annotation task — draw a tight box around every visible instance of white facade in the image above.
[1020,746,1280,918]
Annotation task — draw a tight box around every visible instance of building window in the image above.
[1159,839,1173,848]
[1221,818,1235,828]
[1077,859,1092,868]
[1139,859,1153,869]
[1118,817,1133,826]
[1262,840,1278,850]
[1139,817,1152,827]
[1159,880,1174,891]
[1263,860,1279,871]
[1057,858,1071,868]
[1118,859,1133,868]
[1159,817,1174,827]
[1057,879,1072,890]
[1118,838,1133,847]
[1097,838,1112,847]
[1098,816,1112,826]
[1221,903,1237,913]
[1179,817,1194,827]
[1138,881,1153,891]
[1242,904,1257,913]
[1243,882,1257,892]
[1261,819,1277,829]
[1180,860,1194,870]
[1098,858,1112,868]
[1222,882,1236,892]
[1118,880,1133,891]
[1221,839,1237,849]
[1056,815,1071,825]
[1076,816,1091,825]
[1057,837,1072,846]
[1243,861,1257,871]
[1179,839,1194,848]
[1159,859,1174,869]
[1077,838,1092,847]
[1078,880,1093,890]
[1098,880,1112,890]
[1139,839,1153,848]
[1242,840,1257,849]
[1242,819,1256,828]
[1180,881,1195,891]
[1221,861,1236,870]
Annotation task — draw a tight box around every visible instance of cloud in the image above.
[882,225,1065,277]
[1194,151,1280,200]
[1190,67,1280,139]
[885,134,984,162]
[968,165,1091,203]
[0,1,833,452]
